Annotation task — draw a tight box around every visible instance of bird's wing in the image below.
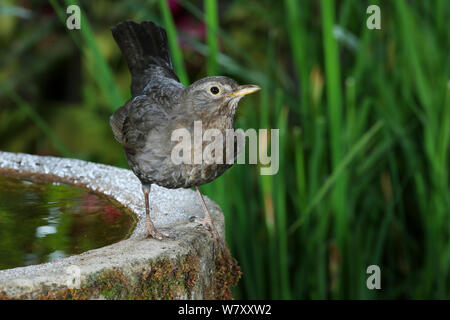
[110,96,170,154]
[111,21,182,97]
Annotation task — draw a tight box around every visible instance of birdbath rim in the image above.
[0,151,229,299]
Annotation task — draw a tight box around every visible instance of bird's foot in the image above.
[190,216,224,250]
[145,219,169,240]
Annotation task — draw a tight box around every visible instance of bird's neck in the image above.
[201,114,235,132]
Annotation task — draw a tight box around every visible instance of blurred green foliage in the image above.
[0,0,449,299]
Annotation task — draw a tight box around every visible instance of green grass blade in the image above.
[289,120,385,233]
[275,104,290,299]
[204,0,219,76]
[321,0,348,269]
[284,0,309,118]
[159,0,189,85]
[6,91,72,157]
[49,0,124,110]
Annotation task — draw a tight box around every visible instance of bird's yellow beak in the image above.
[227,84,261,98]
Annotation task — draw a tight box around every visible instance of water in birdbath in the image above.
[0,174,136,270]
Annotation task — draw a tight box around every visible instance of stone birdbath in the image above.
[0,151,240,299]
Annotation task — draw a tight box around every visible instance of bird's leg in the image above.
[194,186,223,246]
[142,184,168,240]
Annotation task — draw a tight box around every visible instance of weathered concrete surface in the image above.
[0,151,240,299]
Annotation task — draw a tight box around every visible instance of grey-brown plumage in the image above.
[110,21,260,240]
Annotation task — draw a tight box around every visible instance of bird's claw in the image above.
[190,216,224,251]
[145,220,169,240]
[191,216,214,232]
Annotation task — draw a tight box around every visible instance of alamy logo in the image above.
[170,121,279,175]
[366,265,381,290]
[66,5,81,30]
[366,5,381,30]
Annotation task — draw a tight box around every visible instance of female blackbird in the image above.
[110,21,260,240]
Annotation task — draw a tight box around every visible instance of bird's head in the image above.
[182,76,260,119]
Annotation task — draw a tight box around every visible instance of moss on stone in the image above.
[209,245,242,299]
[181,253,200,293]
[0,246,241,300]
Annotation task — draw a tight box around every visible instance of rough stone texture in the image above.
[0,151,240,299]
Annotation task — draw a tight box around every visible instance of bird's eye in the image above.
[210,86,220,95]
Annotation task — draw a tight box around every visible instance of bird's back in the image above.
[110,21,192,187]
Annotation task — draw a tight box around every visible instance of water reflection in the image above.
[0,175,136,270]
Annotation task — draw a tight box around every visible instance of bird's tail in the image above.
[111,20,178,95]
